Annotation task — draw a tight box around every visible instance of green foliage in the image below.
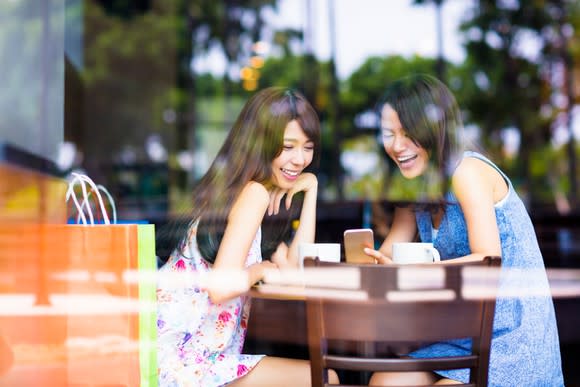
[80,1,182,160]
[341,55,438,124]
[66,0,580,206]
[340,135,387,200]
[257,55,310,90]
[196,73,225,96]
[183,0,277,79]
[568,1,580,61]
[529,143,570,203]
[96,0,152,20]
[454,1,570,193]
[77,0,284,169]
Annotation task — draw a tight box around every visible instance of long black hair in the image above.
[157,87,321,265]
[377,74,469,205]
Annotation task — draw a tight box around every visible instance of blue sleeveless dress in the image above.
[410,151,563,386]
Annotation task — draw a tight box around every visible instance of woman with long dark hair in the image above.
[364,74,563,386]
[156,87,335,386]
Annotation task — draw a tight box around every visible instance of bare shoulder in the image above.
[235,181,270,207]
[452,156,506,202]
[242,180,269,196]
[453,156,499,184]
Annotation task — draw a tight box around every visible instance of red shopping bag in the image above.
[0,223,157,387]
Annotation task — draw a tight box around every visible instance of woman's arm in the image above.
[266,172,318,268]
[207,182,277,303]
[286,173,318,267]
[447,157,503,263]
[366,158,506,265]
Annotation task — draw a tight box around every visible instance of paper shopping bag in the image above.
[0,223,157,387]
[137,224,158,387]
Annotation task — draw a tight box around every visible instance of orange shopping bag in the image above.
[0,223,157,387]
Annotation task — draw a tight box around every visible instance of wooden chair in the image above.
[303,256,501,387]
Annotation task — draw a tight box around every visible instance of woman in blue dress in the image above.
[363,74,564,386]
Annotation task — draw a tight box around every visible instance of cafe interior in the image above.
[2,0,580,386]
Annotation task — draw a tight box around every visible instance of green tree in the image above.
[453,0,577,206]
[82,0,181,161]
[80,0,287,194]
[341,55,439,135]
[168,0,280,190]
[257,55,310,90]
[412,0,447,80]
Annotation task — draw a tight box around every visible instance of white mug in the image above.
[392,242,440,264]
[299,243,341,267]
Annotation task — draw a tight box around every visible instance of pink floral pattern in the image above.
[157,223,264,386]
[237,364,248,377]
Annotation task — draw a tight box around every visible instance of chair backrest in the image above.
[303,256,501,387]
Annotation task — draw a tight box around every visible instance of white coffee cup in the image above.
[392,242,440,264]
[299,243,341,267]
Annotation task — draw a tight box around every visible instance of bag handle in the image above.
[66,172,116,225]
[86,183,117,224]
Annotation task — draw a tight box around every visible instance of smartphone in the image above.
[343,228,375,264]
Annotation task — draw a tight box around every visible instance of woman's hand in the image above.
[268,172,318,215]
[363,247,393,265]
[270,242,291,269]
[259,260,279,275]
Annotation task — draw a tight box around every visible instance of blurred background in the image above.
[4,0,579,262]
[3,0,580,224]
[2,0,580,383]
[2,0,579,215]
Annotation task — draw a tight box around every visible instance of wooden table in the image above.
[244,266,364,349]
[244,284,384,384]
[245,285,308,350]
[244,283,379,358]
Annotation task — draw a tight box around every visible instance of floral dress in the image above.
[157,222,265,386]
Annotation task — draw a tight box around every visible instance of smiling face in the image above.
[381,104,429,179]
[270,119,314,189]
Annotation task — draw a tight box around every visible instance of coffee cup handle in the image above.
[430,246,440,262]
